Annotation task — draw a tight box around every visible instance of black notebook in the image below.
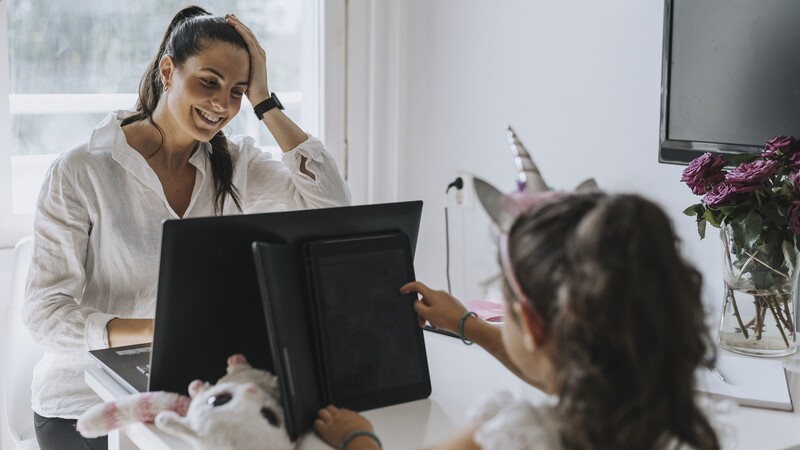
[252,233,431,441]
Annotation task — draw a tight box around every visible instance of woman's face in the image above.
[160,40,250,143]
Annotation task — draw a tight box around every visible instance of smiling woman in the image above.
[1,0,344,238]
[19,6,350,450]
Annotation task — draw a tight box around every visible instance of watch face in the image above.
[272,93,284,110]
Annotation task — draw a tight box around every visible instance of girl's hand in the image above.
[314,405,377,449]
[401,281,467,333]
[224,14,271,105]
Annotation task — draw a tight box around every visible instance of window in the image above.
[0,0,345,246]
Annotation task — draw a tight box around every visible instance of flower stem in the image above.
[782,295,795,333]
[744,251,791,279]
[727,287,749,339]
[766,296,791,348]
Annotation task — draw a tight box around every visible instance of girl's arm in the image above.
[401,281,546,391]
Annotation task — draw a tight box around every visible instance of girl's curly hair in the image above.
[505,193,719,450]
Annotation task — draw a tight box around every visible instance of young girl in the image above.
[24,6,349,449]
[314,192,721,449]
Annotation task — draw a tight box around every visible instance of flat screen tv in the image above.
[659,0,800,164]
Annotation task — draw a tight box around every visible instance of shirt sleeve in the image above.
[239,135,352,213]
[22,156,116,353]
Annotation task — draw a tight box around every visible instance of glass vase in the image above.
[718,226,798,357]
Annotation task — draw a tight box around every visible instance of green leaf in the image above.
[762,200,788,227]
[703,208,722,228]
[683,204,701,217]
[730,218,747,251]
[697,218,707,239]
[742,210,764,249]
[783,239,796,276]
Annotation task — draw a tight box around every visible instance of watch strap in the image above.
[253,93,284,120]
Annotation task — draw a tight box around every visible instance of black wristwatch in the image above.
[253,93,284,120]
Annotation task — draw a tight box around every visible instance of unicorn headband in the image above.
[474,126,598,306]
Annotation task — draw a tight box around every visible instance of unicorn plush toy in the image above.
[77,354,294,450]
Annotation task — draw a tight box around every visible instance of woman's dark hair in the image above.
[122,6,246,214]
[505,193,719,450]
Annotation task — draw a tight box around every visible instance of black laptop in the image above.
[89,201,424,397]
[252,233,431,440]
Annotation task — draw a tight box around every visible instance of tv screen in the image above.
[659,0,800,164]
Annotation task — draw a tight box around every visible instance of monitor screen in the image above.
[659,0,800,164]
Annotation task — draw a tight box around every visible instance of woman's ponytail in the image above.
[209,132,242,214]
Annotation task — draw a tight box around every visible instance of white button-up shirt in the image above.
[23,111,351,418]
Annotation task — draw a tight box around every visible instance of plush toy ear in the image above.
[77,392,190,438]
[227,353,248,367]
[188,380,210,398]
[155,411,201,445]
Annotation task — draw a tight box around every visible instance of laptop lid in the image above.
[149,201,423,395]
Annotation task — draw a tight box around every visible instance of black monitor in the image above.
[148,201,423,394]
[659,0,800,164]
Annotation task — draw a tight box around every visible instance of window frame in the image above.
[0,0,347,248]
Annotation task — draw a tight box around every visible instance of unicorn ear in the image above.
[475,177,516,232]
[574,178,599,193]
[475,177,566,233]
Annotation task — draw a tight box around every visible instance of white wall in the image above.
[0,247,13,450]
[381,0,723,310]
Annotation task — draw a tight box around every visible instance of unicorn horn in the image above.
[507,125,548,192]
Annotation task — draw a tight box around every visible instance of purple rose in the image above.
[762,135,797,158]
[793,172,800,197]
[788,152,800,172]
[703,182,737,207]
[788,201,800,235]
[681,153,727,195]
[724,159,779,193]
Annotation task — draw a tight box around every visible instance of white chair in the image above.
[2,237,42,449]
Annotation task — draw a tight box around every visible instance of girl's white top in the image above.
[23,111,351,418]
[469,391,737,450]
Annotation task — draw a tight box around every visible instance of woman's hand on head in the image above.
[401,281,467,334]
[225,14,271,106]
[315,405,378,449]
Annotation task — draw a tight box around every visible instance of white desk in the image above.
[87,331,800,450]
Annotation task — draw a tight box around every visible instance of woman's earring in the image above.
[163,84,169,92]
